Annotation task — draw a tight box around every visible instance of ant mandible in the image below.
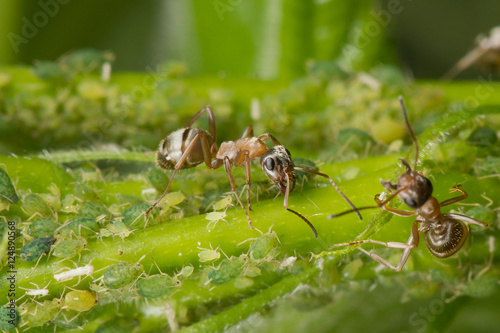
[146,106,362,238]
[327,96,488,270]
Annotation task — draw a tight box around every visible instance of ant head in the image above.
[260,145,296,195]
[397,159,433,209]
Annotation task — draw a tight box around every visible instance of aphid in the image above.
[56,216,99,237]
[28,217,60,238]
[19,282,51,298]
[52,235,87,260]
[137,274,182,299]
[64,290,96,312]
[102,262,144,289]
[0,306,20,332]
[443,26,500,80]
[22,193,52,217]
[105,220,132,240]
[197,244,221,262]
[177,265,194,279]
[211,196,233,211]
[328,97,488,271]
[52,311,88,330]
[20,237,55,262]
[19,298,62,328]
[122,203,152,228]
[207,254,249,286]
[147,106,362,238]
[205,211,227,229]
[54,263,94,282]
[248,230,281,261]
[78,201,111,219]
[0,167,19,204]
[73,183,98,201]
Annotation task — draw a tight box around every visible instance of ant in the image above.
[327,96,488,271]
[443,26,500,80]
[146,106,362,238]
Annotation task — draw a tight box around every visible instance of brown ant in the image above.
[443,26,500,80]
[146,106,362,238]
[327,96,488,270]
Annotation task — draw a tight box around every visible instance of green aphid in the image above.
[29,218,60,238]
[466,127,498,146]
[208,255,249,286]
[102,263,144,289]
[52,311,88,330]
[466,206,497,226]
[116,194,144,206]
[106,220,131,239]
[57,216,99,237]
[137,274,182,298]
[0,306,20,331]
[293,158,319,185]
[53,237,87,259]
[22,193,52,217]
[249,231,281,261]
[337,128,376,155]
[21,298,61,327]
[0,168,19,204]
[0,221,9,262]
[473,156,500,176]
[79,201,110,219]
[147,168,170,193]
[122,203,152,228]
[32,60,68,82]
[462,273,499,298]
[212,196,232,211]
[20,237,55,262]
[178,265,194,279]
[73,183,98,201]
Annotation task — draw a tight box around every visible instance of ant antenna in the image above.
[327,187,406,219]
[284,172,318,238]
[399,96,419,171]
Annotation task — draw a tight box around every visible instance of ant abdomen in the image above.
[423,218,468,258]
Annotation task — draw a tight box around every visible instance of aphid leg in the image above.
[294,167,362,220]
[283,172,318,238]
[223,156,253,228]
[147,131,215,217]
[439,184,468,207]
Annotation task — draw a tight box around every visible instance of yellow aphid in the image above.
[65,290,96,312]
[165,192,185,206]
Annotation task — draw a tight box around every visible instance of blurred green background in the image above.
[1,0,499,79]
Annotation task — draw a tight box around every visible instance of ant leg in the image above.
[283,172,318,238]
[223,157,253,228]
[375,194,417,217]
[241,125,254,138]
[147,132,215,216]
[442,47,488,80]
[257,133,282,146]
[183,106,216,137]
[243,151,253,212]
[294,167,362,220]
[335,220,420,271]
[439,184,468,207]
[444,213,488,228]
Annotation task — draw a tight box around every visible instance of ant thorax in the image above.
[397,171,433,209]
[216,137,268,165]
[416,196,441,222]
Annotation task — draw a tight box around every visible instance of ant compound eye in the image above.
[404,198,416,208]
[265,158,276,171]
